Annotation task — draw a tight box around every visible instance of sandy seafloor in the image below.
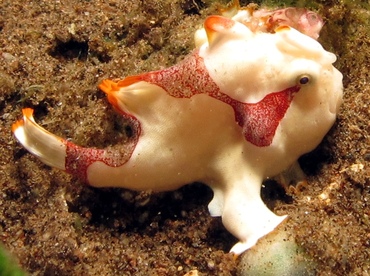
[0,0,369,275]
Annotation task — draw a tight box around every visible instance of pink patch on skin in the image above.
[127,50,300,147]
[258,8,324,39]
[64,116,140,182]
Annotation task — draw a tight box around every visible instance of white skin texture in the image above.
[12,14,343,255]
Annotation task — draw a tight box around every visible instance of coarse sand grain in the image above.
[0,0,369,275]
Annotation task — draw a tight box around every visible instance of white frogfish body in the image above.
[12,2,343,255]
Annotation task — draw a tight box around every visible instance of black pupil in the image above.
[300,77,309,84]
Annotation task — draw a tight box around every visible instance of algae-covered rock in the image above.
[238,223,316,276]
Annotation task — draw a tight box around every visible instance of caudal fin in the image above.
[12,108,66,170]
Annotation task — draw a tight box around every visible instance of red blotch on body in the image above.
[126,50,300,147]
[67,50,300,180]
[64,116,140,182]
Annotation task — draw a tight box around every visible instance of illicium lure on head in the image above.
[12,0,343,255]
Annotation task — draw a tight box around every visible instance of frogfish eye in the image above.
[298,75,310,85]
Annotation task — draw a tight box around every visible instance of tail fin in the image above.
[12,108,66,170]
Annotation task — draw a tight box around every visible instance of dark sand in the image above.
[0,0,369,275]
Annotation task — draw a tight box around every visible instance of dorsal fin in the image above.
[219,0,240,18]
[204,15,236,46]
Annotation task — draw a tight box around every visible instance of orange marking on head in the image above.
[204,15,235,45]
[205,15,235,34]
